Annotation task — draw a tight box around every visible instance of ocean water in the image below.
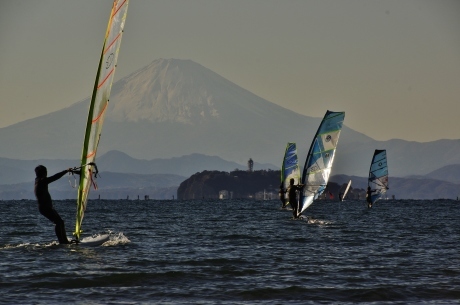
[1,198,460,304]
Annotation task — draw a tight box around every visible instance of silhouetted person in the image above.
[287,178,305,219]
[279,184,287,208]
[34,165,74,244]
[366,186,373,208]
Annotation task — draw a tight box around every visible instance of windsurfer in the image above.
[34,165,76,244]
[279,184,287,208]
[366,186,373,208]
[287,178,305,218]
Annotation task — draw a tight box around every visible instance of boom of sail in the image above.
[74,0,129,241]
[299,111,345,215]
[368,149,389,204]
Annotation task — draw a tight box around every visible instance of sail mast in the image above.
[341,179,352,202]
[74,0,129,241]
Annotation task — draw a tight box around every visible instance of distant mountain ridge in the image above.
[329,174,460,200]
[424,164,460,184]
[0,172,184,201]
[0,150,276,185]
[1,58,459,177]
[1,150,459,200]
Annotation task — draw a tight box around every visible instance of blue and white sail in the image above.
[281,142,300,190]
[299,111,345,214]
[368,149,389,204]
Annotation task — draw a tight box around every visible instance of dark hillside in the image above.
[177,170,348,200]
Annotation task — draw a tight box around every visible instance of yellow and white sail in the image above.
[75,0,129,241]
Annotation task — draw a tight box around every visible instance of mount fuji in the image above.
[1,58,459,178]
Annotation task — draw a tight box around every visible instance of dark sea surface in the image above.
[1,198,460,304]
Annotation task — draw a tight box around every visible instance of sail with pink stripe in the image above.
[74,0,129,241]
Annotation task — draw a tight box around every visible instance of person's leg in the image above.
[40,208,69,244]
[55,217,69,244]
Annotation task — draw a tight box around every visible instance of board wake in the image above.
[74,233,110,247]
[292,215,332,225]
[73,232,130,247]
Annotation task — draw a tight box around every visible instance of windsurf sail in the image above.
[74,0,129,241]
[281,142,301,206]
[340,179,352,202]
[299,111,345,215]
[368,149,389,204]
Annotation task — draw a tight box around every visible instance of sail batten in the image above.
[105,34,122,53]
[98,71,114,88]
[92,105,108,123]
[299,110,345,214]
[74,0,129,241]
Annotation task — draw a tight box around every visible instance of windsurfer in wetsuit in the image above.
[287,178,305,219]
[34,165,75,244]
[279,184,287,208]
[366,186,373,208]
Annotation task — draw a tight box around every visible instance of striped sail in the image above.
[74,0,129,241]
[299,111,345,214]
[368,149,389,204]
[281,142,300,190]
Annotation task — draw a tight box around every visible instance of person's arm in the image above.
[45,169,70,184]
[69,168,81,175]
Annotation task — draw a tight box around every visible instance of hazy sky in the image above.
[1,0,459,142]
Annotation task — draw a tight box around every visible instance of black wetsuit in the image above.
[288,184,303,218]
[34,170,69,244]
[279,188,286,208]
[366,189,373,207]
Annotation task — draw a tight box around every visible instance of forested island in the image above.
[177,170,365,200]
